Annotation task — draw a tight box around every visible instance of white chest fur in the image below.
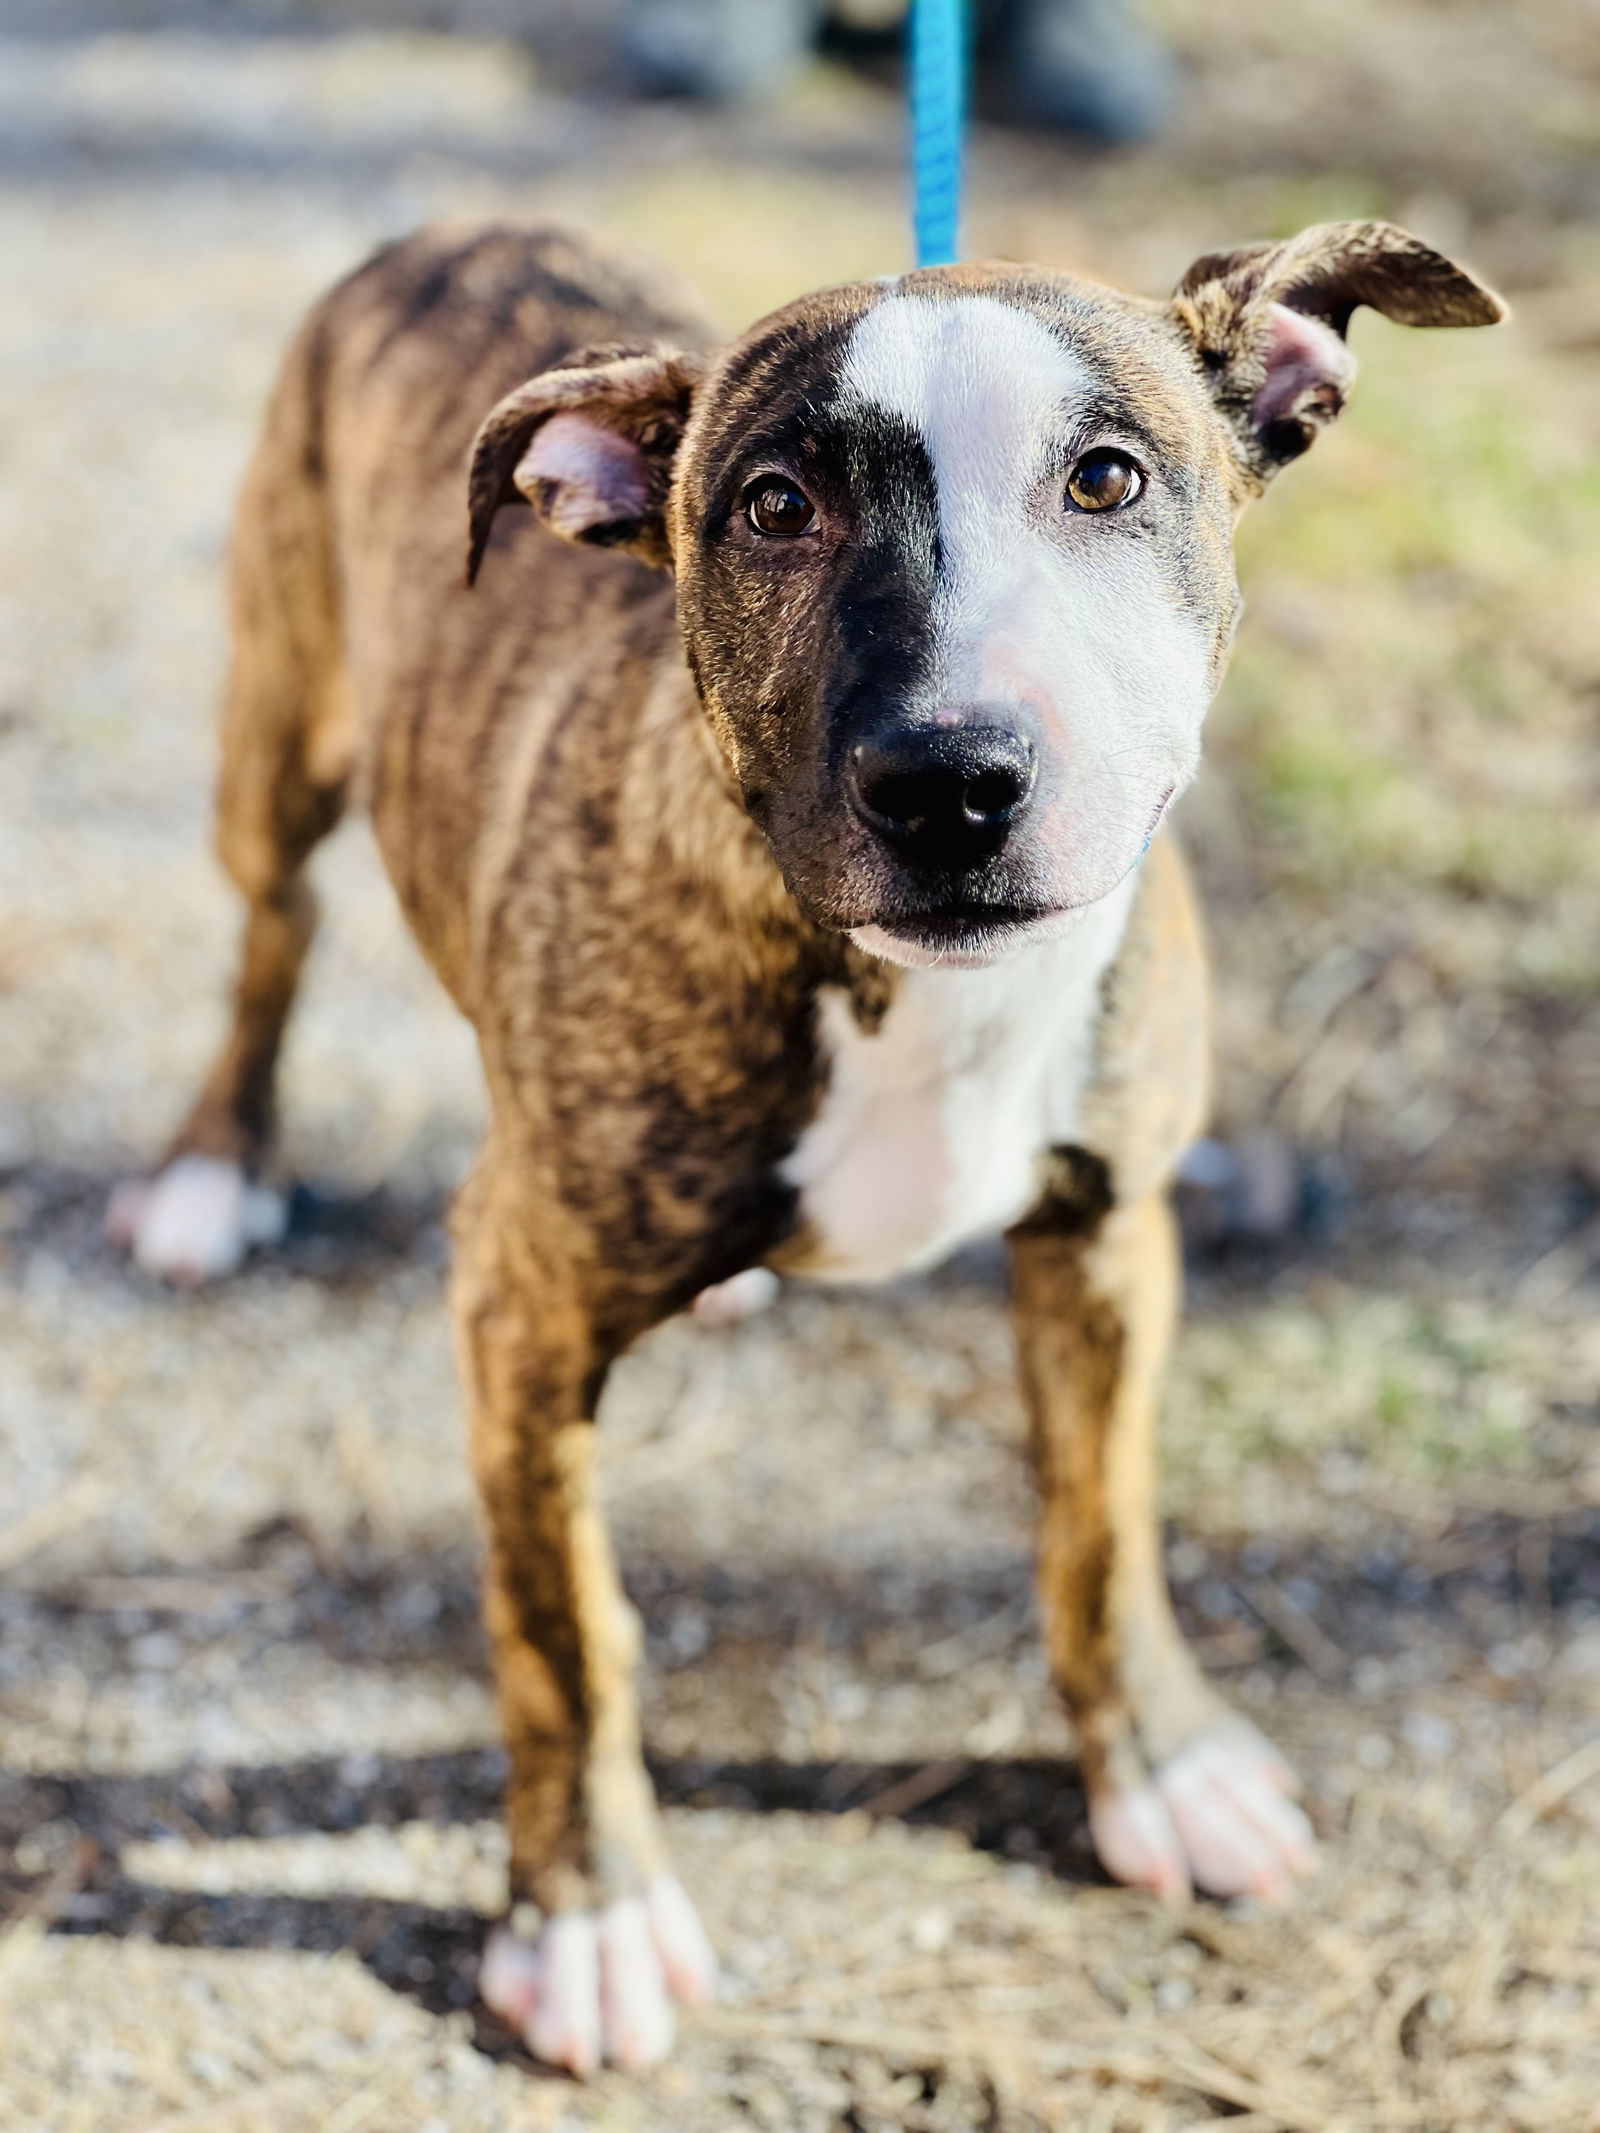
[783,882,1135,1283]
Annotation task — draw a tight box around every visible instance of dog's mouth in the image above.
[849,900,1072,970]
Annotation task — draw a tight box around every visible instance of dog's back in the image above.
[228,224,706,1005]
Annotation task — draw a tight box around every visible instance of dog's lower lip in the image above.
[877,904,1055,941]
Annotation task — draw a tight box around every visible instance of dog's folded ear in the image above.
[466,342,708,583]
[1169,221,1505,484]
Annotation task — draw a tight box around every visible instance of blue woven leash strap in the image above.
[910,0,967,268]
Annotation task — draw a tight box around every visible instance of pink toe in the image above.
[599,1898,675,2069]
[105,1178,153,1248]
[1190,1737,1317,1873]
[1228,1728,1299,1795]
[1089,1782,1191,1902]
[480,1924,542,2030]
[648,1874,718,2006]
[1227,1775,1318,1878]
[529,1913,601,2076]
[1166,1794,1281,1897]
[691,1267,780,1327]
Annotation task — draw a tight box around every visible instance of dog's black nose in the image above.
[848,724,1036,869]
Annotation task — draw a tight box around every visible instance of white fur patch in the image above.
[117,1155,286,1286]
[692,1266,781,1326]
[844,292,1100,622]
[840,291,1213,907]
[784,879,1135,1283]
[842,292,1096,647]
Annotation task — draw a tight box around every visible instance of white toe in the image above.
[528,1911,602,2076]
[1156,1733,1318,1901]
[480,1923,542,2031]
[104,1176,154,1248]
[118,1155,284,1285]
[648,1873,718,2006]
[1088,1781,1190,1903]
[599,1898,675,2069]
[692,1267,780,1327]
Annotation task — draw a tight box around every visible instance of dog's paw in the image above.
[1089,1724,1317,1904]
[107,1155,286,1286]
[691,1266,780,1327]
[480,1875,716,2075]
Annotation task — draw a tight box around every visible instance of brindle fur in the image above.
[149,219,1501,1943]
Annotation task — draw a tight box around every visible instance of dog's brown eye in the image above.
[747,480,815,537]
[1065,451,1142,513]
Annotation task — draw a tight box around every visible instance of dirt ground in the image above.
[2,4,1599,2128]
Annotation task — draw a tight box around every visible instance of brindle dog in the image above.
[110,219,1502,2072]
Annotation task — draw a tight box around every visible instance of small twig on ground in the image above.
[0,1837,97,1978]
[915,1599,1028,1678]
[63,1569,291,1613]
[1513,1211,1600,1306]
[1239,1579,1348,1684]
[0,1473,110,1575]
[1173,2117,1278,2133]
[1304,1928,1410,2026]
[319,2079,396,2133]
[1496,1733,1600,1842]
[854,1757,974,1821]
[738,1949,1040,2012]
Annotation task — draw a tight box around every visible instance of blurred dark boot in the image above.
[995,0,1174,142]
[620,0,829,102]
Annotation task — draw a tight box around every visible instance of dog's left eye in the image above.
[1065,450,1143,513]
[746,480,816,537]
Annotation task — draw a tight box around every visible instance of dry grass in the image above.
[2,4,1599,2128]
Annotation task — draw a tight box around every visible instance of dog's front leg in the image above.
[451,1163,715,2074]
[1010,1186,1318,1904]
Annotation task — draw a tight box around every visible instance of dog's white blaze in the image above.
[784,880,1135,1283]
[843,291,1094,663]
[841,292,1213,902]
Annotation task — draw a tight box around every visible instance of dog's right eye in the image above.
[746,480,816,537]
[1065,449,1143,513]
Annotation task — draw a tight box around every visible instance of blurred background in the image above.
[1,3,1598,2127]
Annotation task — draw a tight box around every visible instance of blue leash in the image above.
[910,0,967,267]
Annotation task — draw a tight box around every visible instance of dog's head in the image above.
[469,222,1501,968]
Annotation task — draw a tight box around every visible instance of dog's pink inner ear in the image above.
[515,411,652,538]
[1250,303,1358,430]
